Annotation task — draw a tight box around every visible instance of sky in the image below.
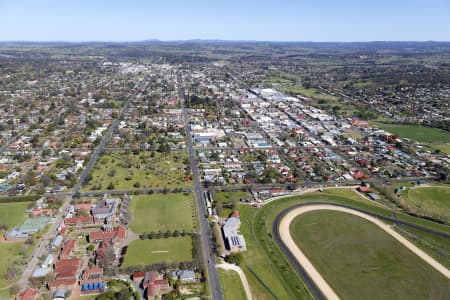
[0,0,449,42]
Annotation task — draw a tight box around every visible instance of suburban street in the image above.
[16,79,145,288]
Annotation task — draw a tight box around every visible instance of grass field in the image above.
[0,243,27,288]
[129,193,196,234]
[290,210,450,299]
[236,188,450,300]
[433,143,450,155]
[122,237,192,267]
[0,202,30,229]
[83,150,192,191]
[404,186,450,219]
[213,191,251,218]
[371,122,450,144]
[218,269,247,300]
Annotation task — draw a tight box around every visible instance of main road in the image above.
[181,84,223,300]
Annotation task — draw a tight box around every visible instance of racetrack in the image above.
[276,204,450,300]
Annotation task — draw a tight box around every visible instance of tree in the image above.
[107,182,115,190]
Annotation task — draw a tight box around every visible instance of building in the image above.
[51,236,64,249]
[89,226,126,243]
[80,267,105,294]
[64,216,95,227]
[221,210,246,252]
[92,193,120,220]
[16,288,38,300]
[170,270,196,283]
[143,272,171,300]
[59,239,75,259]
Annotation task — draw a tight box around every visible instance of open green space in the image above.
[236,188,450,300]
[371,122,450,144]
[291,210,450,300]
[122,237,193,267]
[0,202,30,229]
[404,186,450,220]
[432,143,450,155]
[83,150,192,191]
[129,193,196,233]
[0,243,28,288]
[218,269,247,300]
[212,191,252,218]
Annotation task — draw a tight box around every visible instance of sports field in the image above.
[218,269,247,300]
[404,186,450,218]
[290,210,450,299]
[122,237,192,267]
[129,193,196,234]
[0,202,30,229]
[371,122,450,144]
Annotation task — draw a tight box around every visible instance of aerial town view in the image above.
[0,1,449,300]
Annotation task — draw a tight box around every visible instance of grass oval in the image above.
[290,210,450,300]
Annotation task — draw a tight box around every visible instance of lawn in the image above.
[236,188,450,300]
[0,243,27,288]
[404,186,450,219]
[122,237,192,267]
[282,85,339,102]
[83,150,192,191]
[290,210,450,300]
[433,143,450,155]
[129,193,196,233]
[218,269,247,300]
[370,122,450,144]
[0,202,30,229]
[212,191,252,218]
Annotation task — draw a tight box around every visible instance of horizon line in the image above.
[0,39,449,44]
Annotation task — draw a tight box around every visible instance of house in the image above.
[132,271,146,283]
[16,288,38,300]
[358,186,371,193]
[143,272,171,300]
[170,270,195,283]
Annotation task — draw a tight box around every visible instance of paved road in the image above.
[273,202,450,300]
[17,79,144,287]
[182,85,223,299]
[216,263,252,300]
